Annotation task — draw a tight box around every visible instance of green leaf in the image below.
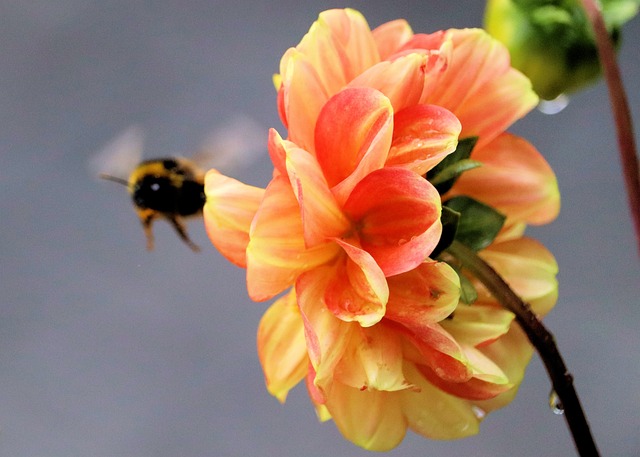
[428,159,483,187]
[458,272,478,305]
[444,196,506,251]
[427,137,479,194]
[430,206,460,258]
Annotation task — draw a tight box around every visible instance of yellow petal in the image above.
[257,290,308,403]
[401,362,480,439]
[440,304,515,347]
[334,323,413,392]
[323,381,407,451]
[478,237,559,316]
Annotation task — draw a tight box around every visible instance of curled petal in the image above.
[285,147,350,247]
[392,31,452,81]
[267,128,290,177]
[448,132,560,225]
[372,19,413,60]
[475,325,534,412]
[343,167,442,276]
[421,29,538,147]
[400,322,471,383]
[203,169,264,267]
[388,104,461,174]
[257,290,308,403]
[315,87,393,203]
[348,53,429,113]
[440,305,515,348]
[323,381,406,451]
[478,237,559,316]
[246,176,340,301]
[325,240,389,327]
[417,344,512,401]
[386,261,461,326]
[401,362,480,439]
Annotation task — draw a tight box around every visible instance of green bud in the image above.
[484,0,638,100]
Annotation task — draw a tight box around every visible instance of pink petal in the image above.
[371,19,413,60]
[343,167,442,276]
[386,261,460,325]
[257,290,308,403]
[203,169,264,267]
[246,176,340,301]
[314,87,393,204]
[388,104,461,174]
[325,240,389,327]
[447,132,560,225]
[285,147,351,247]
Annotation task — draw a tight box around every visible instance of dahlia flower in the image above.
[204,8,560,450]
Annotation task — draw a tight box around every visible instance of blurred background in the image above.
[1,1,638,456]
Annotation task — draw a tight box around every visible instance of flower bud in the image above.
[484,0,638,100]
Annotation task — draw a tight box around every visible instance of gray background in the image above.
[1,1,639,456]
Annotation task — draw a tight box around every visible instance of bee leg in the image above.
[168,215,201,252]
[138,209,157,251]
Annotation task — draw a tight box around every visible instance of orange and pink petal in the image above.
[285,146,350,247]
[343,167,442,276]
[314,87,393,203]
[246,175,340,301]
[388,103,461,174]
[325,240,389,327]
[448,132,560,225]
[420,28,538,147]
[203,170,264,268]
[386,261,461,325]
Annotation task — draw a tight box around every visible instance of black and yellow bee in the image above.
[92,117,264,252]
[99,156,206,252]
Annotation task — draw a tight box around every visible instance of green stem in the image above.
[580,0,640,256]
[446,240,600,457]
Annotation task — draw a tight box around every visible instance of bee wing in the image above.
[191,115,266,173]
[88,125,145,181]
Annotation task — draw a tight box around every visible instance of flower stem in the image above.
[580,0,640,256]
[446,240,600,457]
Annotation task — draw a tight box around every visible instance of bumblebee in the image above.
[92,117,264,252]
[100,157,206,252]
